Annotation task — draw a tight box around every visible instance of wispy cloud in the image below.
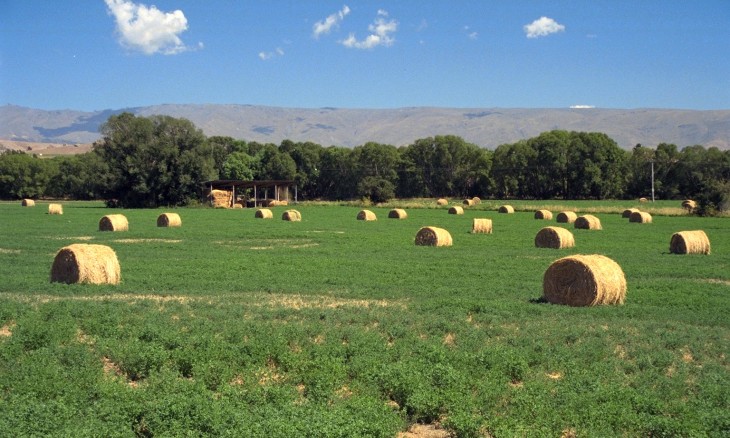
[464,26,478,40]
[313,5,350,38]
[105,0,198,55]
[258,47,284,61]
[570,105,595,109]
[523,16,565,38]
[341,9,398,49]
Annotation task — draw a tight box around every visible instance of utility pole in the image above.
[650,160,655,202]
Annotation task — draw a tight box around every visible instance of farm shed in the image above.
[202,179,297,208]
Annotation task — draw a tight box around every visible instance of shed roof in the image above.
[203,179,296,189]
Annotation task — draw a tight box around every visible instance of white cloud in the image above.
[341,10,397,49]
[570,105,595,109]
[258,47,284,61]
[105,0,195,55]
[313,5,350,38]
[523,16,565,38]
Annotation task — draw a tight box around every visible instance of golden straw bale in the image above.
[574,215,602,230]
[681,200,696,211]
[622,208,640,218]
[463,199,475,206]
[233,201,245,209]
[472,218,493,234]
[436,198,448,206]
[448,206,464,215]
[388,208,408,219]
[629,211,652,224]
[50,244,121,285]
[639,197,648,203]
[357,209,377,221]
[415,226,453,247]
[535,226,575,249]
[498,205,514,214]
[99,214,129,232]
[48,204,63,215]
[669,230,711,255]
[542,254,626,306]
[255,208,273,219]
[534,209,553,220]
[282,210,302,221]
[472,197,481,205]
[21,199,35,207]
[556,211,577,224]
[157,213,182,227]
[209,189,232,208]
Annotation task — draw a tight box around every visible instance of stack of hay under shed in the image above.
[99,214,129,232]
[471,218,492,234]
[622,208,640,218]
[21,199,35,207]
[157,213,182,227]
[415,226,453,247]
[255,208,273,219]
[448,206,464,215]
[282,210,302,221]
[463,199,475,207]
[534,209,553,220]
[574,215,602,230]
[48,204,63,215]
[388,209,407,219]
[669,230,710,255]
[436,198,448,206]
[542,254,626,306]
[209,189,232,208]
[556,211,578,224]
[498,205,514,214]
[357,210,377,221]
[629,211,652,224]
[535,227,575,249]
[50,244,121,285]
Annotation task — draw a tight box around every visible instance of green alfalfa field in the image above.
[0,200,727,437]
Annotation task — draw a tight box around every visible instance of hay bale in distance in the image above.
[498,205,514,214]
[99,214,129,232]
[50,244,121,285]
[448,206,464,215]
[472,197,481,205]
[436,198,448,206]
[535,226,575,249]
[639,197,648,203]
[282,210,302,221]
[415,226,453,247]
[48,204,63,215]
[357,209,377,221]
[157,212,182,227]
[21,199,35,207]
[463,199,475,207]
[629,211,652,224]
[388,208,408,219]
[622,208,640,218]
[669,230,711,255]
[681,200,697,212]
[534,209,553,220]
[574,215,602,230]
[556,211,577,224]
[255,208,273,219]
[542,254,626,306]
[472,218,493,234]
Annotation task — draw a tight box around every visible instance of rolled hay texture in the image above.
[498,205,514,214]
[669,230,711,255]
[448,206,464,215]
[534,209,553,220]
[622,208,640,219]
[472,218,493,234]
[463,199,475,206]
[556,211,578,224]
[639,197,648,203]
[535,226,575,249]
[542,254,626,306]
[436,198,448,206]
[388,208,408,219]
[682,200,697,211]
[629,211,652,224]
[357,209,377,221]
[574,215,602,230]
[282,210,302,221]
[99,214,129,232]
[48,204,63,215]
[50,244,121,285]
[209,189,232,208]
[255,208,273,219]
[472,197,481,205]
[415,226,453,247]
[157,212,182,227]
[21,199,35,207]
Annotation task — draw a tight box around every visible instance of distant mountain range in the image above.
[1,104,729,151]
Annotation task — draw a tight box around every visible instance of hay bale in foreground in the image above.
[388,208,408,219]
[50,244,121,285]
[157,213,182,227]
[629,211,652,224]
[472,218,493,234]
[48,204,63,215]
[448,206,464,215]
[622,208,640,218]
[669,230,710,255]
[415,226,453,247]
[21,199,35,207]
[682,200,697,211]
[436,198,448,206]
[282,210,301,221]
[556,211,577,224]
[534,209,553,220]
[574,215,602,230]
[498,205,514,214]
[99,214,128,232]
[357,209,377,221]
[255,208,273,219]
[463,199,475,206]
[535,226,575,249]
[543,254,626,306]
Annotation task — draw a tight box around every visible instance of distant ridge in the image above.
[1,104,729,150]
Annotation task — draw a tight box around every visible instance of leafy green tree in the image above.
[0,151,57,199]
[527,130,570,198]
[491,141,536,198]
[566,132,627,199]
[46,153,108,200]
[317,147,357,200]
[280,140,323,199]
[221,152,255,181]
[357,176,395,203]
[208,136,248,178]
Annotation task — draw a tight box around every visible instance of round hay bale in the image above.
[669,230,710,255]
[472,197,481,205]
[448,206,464,215]
[639,197,648,203]
[472,218,493,234]
[574,215,602,230]
[629,211,652,224]
[542,254,626,306]
[415,226,453,247]
[534,209,553,220]
[535,226,575,249]
[48,204,63,215]
[233,201,245,209]
[681,200,696,211]
[556,211,577,224]
[463,199,475,206]
[498,205,514,214]
[357,209,377,221]
[388,208,408,219]
[436,198,448,206]
[157,212,182,227]
[255,208,273,219]
[622,208,640,219]
[50,244,121,285]
[282,210,302,221]
[21,199,35,207]
[99,214,128,232]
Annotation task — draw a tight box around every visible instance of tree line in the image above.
[1,112,728,213]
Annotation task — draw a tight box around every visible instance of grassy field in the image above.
[0,200,728,437]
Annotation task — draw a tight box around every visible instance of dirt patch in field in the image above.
[397,424,450,438]
[102,356,139,388]
[50,236,94,241]
[259,293,407,311]
[217,238,318,250]
[0,248,21,254]
[700,278,730,286]
[0,321,16,337]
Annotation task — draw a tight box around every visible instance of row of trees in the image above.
[1,113,729,212]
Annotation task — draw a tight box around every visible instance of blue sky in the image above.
[1,0,728,111]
